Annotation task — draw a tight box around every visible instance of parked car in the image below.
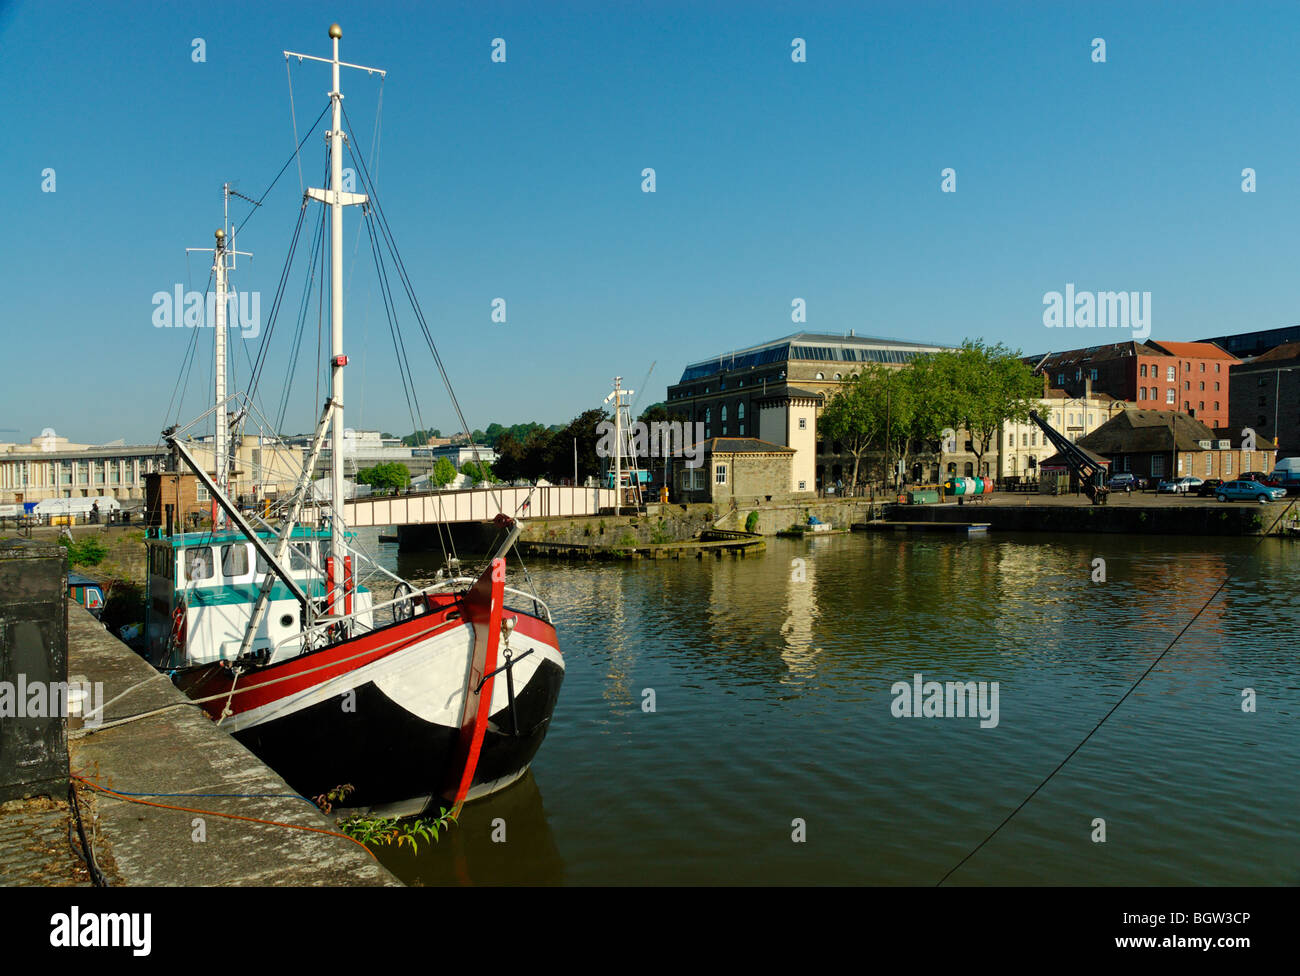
[1241,471,1273,486]
[1157,476,1202,494]
[1195,478,1225,497]
[1215,479,1287,503]
[1107,473,1144,492]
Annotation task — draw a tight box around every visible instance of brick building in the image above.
[1077,409,1276,484]
[1029,340,1237,429]
[1229,341,1300,458]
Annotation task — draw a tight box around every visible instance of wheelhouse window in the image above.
[221,544,249,578]
[185,547,214,581]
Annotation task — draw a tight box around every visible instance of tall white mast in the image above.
[604,377,634,516]
[289,23,381,616]
[187,184,249,527]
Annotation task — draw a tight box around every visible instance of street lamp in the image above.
[1272,367,1297,451]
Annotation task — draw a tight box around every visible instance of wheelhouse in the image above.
[144,526,372,669]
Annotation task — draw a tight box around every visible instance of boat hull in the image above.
[174,582,563,815]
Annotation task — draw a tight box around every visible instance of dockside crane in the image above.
[1029,410,1110,505]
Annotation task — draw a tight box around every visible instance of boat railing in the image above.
[271,577,552,655]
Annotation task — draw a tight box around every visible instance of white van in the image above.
[1268,457,1300,486]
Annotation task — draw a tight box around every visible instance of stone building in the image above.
[666,332,989,491]
[999,379,1124,479]
[668,438,798,506]
[0,435,167,505]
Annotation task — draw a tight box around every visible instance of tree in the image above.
[932,340,1042,474]
[460,459,493,483]
[819,370,886,487]
[356,461,410,494]
[430,456,457,487]
[546,408,609,483]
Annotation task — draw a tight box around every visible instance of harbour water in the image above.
[363,530,1299,885]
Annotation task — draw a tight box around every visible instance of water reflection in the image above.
[366,530,1300,885]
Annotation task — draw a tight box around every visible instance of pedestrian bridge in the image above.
[310,484,619,528]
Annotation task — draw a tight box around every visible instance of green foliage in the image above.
[61,535,108,567]
[615,531,637,547]
[930,339,1042,465]
[356,461,410,494]
[744,511,760,533]
[430,456,457,487]
[651,518,672,544]
[399,429,441,447]
[338,807,459,854]
[460,459,494,483]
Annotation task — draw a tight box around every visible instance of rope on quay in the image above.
[71,775,377,861]
[937,496,1300,886]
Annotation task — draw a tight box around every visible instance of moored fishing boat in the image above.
[144,24,563,816]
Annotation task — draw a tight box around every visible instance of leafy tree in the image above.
[356,461,410,494]
[545,408,609,483]
[819,370,886,487]
[460,459,494,483]
[430,456,457,487]
[931,340,1041,473]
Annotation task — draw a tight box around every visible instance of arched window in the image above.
[964,462,974,477]
[737,402,744,419]
[833,372,841,380]
[721,406,727,422]
[815,372,825,380]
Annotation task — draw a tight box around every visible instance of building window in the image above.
[1216,363,1221,373]
[1166,388,1175,404]
[1225,454,1232,474]
[721,406,727,423]
[739,423,745,435]
[833,372,841,380]
[1057,373,1065,384]
[737,402,744,419]
[798,480,806,490]
[1138,387,1145,400]
[1022,433,1028,447]
[1214,401,1219,411]
[1199,381,1205,391]
[1151,455,1165,477]
[798,417,807,429]
[1167,366,1176,381]
[1090,369,1098,380]
[815,372,825,380]
[1200,362,1206,372]
[196,484,211,503]
[1214,381,1220,391]
[715,464,727,485]
[1199,401,1204,412]
[1206,454,1212,476]
[1140,364,1147,377]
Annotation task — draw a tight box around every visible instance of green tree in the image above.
[430,456,457,487]
[546,408,609,483]
[356,461,410,494]
[819,370,886,487]
[460,459,494,483]
[931,340,1042,474]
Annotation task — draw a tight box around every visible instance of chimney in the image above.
[1085,376,1092,400]
[1042,372,1050,397]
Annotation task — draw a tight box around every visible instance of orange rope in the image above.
[71,774,377,861]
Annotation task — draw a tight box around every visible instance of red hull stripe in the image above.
[443,559,504,809]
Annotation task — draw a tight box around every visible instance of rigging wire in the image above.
[937,494,1300,885]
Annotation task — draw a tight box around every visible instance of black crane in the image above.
[1029,410,1110,505]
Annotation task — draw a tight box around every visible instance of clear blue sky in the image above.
[4,0,1300,445]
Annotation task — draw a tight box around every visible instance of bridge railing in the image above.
[310,484,619,528]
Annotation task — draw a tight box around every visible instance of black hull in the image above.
[232,657,565,814]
